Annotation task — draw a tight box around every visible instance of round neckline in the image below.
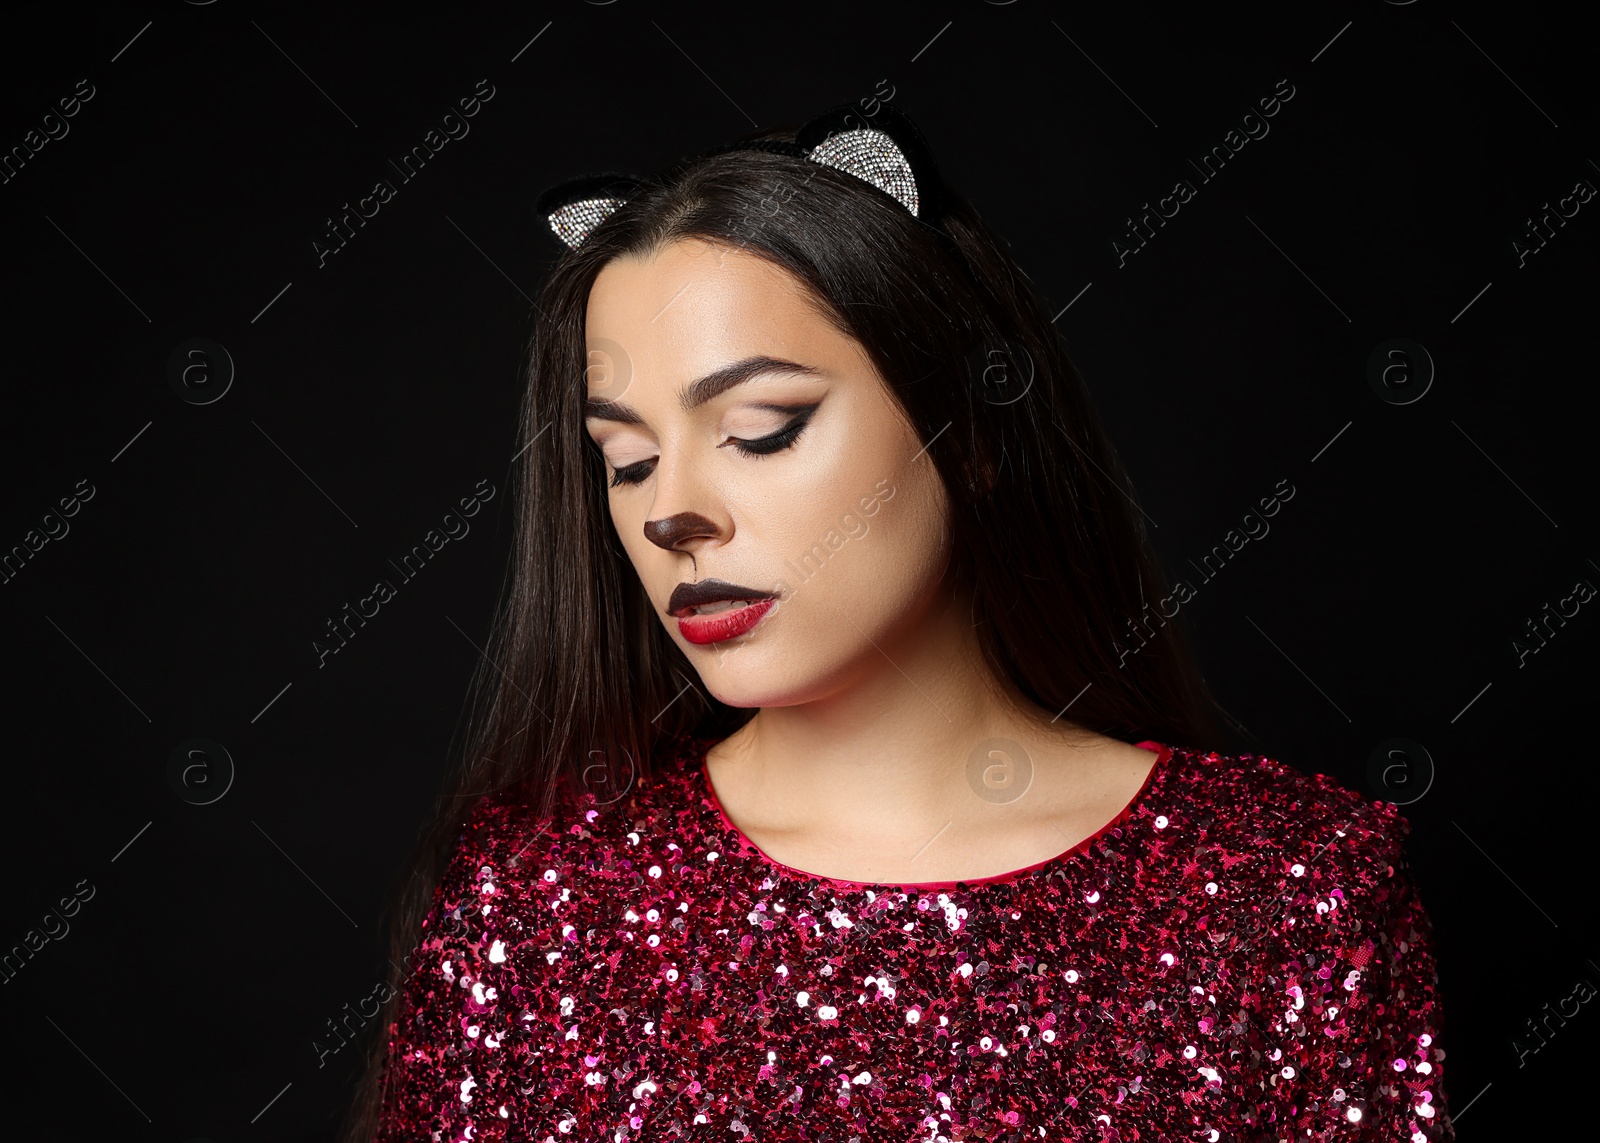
[691,737,1174,892]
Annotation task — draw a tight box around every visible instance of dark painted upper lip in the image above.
[668,577,776,617]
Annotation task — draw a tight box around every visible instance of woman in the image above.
[344,101,1453,1141]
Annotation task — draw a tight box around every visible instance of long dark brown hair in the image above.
[337,114,1227,1140]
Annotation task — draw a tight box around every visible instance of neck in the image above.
[705,578,1110,843]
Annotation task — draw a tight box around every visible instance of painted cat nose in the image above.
[643,511,719,552]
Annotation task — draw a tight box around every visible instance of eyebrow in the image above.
[583,354,824,425]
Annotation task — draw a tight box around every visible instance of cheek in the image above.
[862,469,952,577]
[772,455,952,608]
[805,406,915,521]
[605,496,653,569]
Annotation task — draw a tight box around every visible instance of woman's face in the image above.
[583,236,954,707]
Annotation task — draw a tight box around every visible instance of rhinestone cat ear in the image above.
[534,173,643,252]
[791,101,944,224]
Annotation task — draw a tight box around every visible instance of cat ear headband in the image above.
[533,100,949,251]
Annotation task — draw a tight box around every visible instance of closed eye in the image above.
[726,414,811,458]
[607,405,820,489]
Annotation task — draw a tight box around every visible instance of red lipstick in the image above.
[667,577,778,645]
[675,598,775,644]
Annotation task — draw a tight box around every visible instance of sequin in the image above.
[374,735,1455,1141]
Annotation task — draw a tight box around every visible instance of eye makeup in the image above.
[606,403,822,489]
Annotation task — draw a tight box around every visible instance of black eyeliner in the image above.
[607,401,823,488]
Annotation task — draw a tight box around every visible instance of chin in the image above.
[697,657,819,710]
[701,683,774,711]
[698,665,782,708]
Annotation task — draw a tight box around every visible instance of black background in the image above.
[2,1,1594,1138]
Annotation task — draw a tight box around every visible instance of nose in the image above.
[643,510,720,552]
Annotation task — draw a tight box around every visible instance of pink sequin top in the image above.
[373,735,1454,1142]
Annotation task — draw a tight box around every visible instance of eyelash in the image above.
[607,410,816,488]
